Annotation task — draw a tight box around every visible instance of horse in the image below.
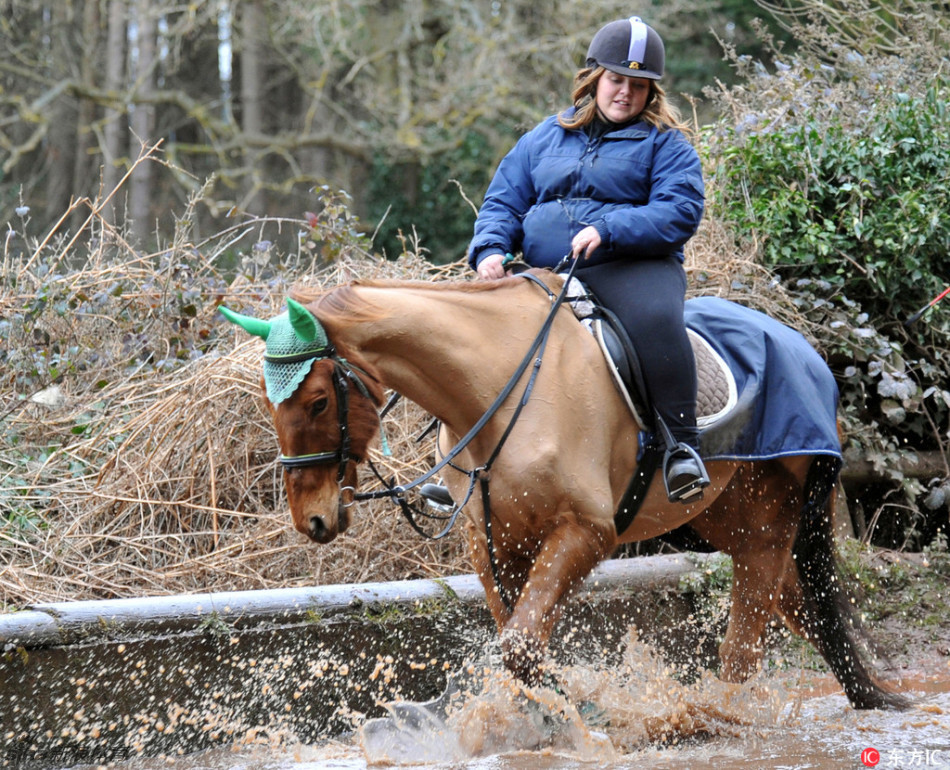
[221,268,906,711]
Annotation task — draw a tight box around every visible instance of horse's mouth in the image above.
[337,490,352,533]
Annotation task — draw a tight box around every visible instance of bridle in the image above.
[267,343,375,484]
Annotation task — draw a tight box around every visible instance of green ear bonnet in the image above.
[219,299,333,405]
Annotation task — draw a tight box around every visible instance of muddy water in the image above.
[66,634,950,770]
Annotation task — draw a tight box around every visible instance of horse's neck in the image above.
[327,279,641,507]
[331,281,549,422]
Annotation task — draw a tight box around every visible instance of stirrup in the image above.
[654,415,709,504]
[664,445,709,503]
[420,483,455,513]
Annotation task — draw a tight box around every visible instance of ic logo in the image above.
[861,747,881,767]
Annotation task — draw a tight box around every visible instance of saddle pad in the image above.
[691,329,737,427]
[684,296,842,461]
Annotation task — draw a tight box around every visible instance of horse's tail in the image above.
[793,456,909,710]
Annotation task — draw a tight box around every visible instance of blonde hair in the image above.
[557,66,692,136]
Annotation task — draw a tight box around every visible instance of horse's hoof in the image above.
[534,670,609,727]
[522,694,568,744]
[577,699,610,727]
[362,703,464,763]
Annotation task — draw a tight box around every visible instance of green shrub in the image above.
[702,15,950,548]
[707,66,949,323]
[367,129,491,263]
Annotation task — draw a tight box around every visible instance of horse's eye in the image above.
[310,397,329,417]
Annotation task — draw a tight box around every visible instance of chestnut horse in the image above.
[222,270,904,710]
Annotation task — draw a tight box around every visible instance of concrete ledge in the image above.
[1,553,708,650]
[1,574,487,648]
[0,553,716,769]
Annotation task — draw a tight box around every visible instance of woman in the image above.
[468,16,708,503]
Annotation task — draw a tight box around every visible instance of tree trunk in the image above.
[239,0,266,214]
[45,4,79,222]
[102,0,128,228]
[840,451,949,485]
[71,0,102,235]
[129,0,156,246]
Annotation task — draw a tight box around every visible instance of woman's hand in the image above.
[571,226,602,260]
[476,252,508,280]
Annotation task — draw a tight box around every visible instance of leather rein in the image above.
[358,257,582,612]
[276,258,580,613]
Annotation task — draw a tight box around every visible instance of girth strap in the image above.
[613,440,663,537]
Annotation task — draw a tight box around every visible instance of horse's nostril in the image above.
[308,516,327,539]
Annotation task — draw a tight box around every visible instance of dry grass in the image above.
[0,197,483,607]
[1,323,472,605]
[1,181,789,608]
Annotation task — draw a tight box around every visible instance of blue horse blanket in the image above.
[684,297,842,461]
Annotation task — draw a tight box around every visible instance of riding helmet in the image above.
[586,16,665,80]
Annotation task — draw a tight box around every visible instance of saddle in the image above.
[562,275,737,439]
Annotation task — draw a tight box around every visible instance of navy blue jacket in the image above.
[468,110,704,270]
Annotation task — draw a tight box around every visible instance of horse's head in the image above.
[220,298,383,544]
[264,359,383,542]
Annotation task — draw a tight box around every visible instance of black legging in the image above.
[577,257,698,448]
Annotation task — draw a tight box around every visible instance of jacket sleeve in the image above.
[597,130,704,257]
[467,130,538,270]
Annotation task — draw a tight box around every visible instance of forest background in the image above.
[1,0,948,604]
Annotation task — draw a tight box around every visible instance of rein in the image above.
[353,257,580,612]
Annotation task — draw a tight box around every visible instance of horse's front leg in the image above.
[466,524,531,635]
[474,514,614,686]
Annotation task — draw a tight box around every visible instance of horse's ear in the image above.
[286,297,323,343]
[219,305,272,340]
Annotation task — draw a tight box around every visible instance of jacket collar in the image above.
[561,107,651,139]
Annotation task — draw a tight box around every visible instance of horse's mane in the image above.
[290,270,563,326]
[290,283,388,325]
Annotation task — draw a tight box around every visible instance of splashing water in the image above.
[60,631,950,769]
